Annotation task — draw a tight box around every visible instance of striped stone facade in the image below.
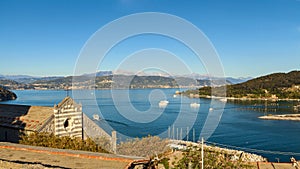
[54,97,83,138]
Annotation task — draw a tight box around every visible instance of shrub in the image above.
[19,132,109,153]
[117,136,170,158]
[93,136,112,153]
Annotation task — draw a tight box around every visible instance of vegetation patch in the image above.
[19,132,109,153]
[183,71,300,99]
[0,86,17,101]
[117,136,170,157]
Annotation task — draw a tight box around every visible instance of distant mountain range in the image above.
[0,71,253,90]
[0,71,251,87]
[0,74,63,84]
[2,71,299,100]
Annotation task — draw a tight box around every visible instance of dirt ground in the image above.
[0,142,144,169]
[164,150,298,169]
[0,142,298,169]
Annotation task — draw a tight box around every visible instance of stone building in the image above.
[0,104,54,142]
[0,97,116,153]
[54,97,83,138]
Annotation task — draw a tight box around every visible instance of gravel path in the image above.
[0,159,56,169]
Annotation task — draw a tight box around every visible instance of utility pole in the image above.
[172,125,175,140]
[180,128,182,140]
[193,128,195,142]
[186,126,189,141]
[201,137,204,169]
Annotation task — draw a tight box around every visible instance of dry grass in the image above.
[117,136,170,158]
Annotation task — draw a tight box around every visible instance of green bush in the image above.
[19,132,109,153]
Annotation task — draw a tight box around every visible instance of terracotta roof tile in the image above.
[0,104,54,131]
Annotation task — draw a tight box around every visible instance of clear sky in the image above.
[0,0,299,78]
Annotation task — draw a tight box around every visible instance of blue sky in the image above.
[0,0,299,78]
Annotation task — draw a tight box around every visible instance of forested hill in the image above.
[186,71,300,99]
[0,86,17,101]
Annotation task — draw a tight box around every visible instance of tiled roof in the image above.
[0,104,54,131]
[57,96,79,108]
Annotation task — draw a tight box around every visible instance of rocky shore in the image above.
[169,140,267,162]
[0,87,17,101]
[185,93,300,102]
[204,143,267,162]
[259,114,300,121]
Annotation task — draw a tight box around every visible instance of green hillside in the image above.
[185,71,300,99]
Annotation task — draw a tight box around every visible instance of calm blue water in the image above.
[2,89,300,162]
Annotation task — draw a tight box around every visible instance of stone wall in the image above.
[0,126,22,142]
[83,114,116,153]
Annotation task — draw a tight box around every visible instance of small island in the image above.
[0,86,17,101]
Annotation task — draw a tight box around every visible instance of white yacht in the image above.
[190,102,200,108]
[219,98,227,102]
[93,114,100,121]
[159,100,169,108]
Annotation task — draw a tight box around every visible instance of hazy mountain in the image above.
[0,75,36,80]
[83,71,113,77]
[112,71,251,84]
[0,71,251,89]
[226,77,252,84]
[0,75,63,84]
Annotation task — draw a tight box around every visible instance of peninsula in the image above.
[182,70,300,100]
[0,86,17,101]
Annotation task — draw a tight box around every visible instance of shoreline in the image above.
[184,94,300,102]
[168,140,267,162]
[259,114,300,121]
[226,97,300,102]
[10,89,300,102]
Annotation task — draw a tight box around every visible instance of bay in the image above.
[2,89,300,162]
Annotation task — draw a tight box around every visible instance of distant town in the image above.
[0,71,250,90]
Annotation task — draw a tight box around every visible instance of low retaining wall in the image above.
[83,114,116,153]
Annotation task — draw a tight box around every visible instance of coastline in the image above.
[184,93,300,102]
[226,97,300,102]
[169,140,267,162]
[259,114,300,121]
[11,89,300,102]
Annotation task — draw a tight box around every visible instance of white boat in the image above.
[159,100,169,108]
[93,114,100,121]
[209,108,214,112]
[190,103,200,108]
[219,98,227,102]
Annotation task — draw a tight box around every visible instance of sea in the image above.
[1,89,300,162]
